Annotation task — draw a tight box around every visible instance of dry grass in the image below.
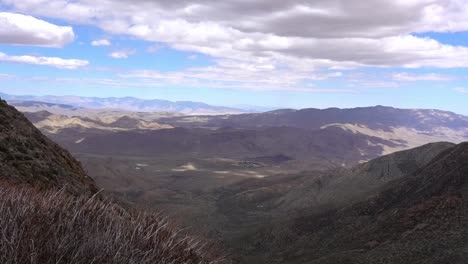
[0,183,223,264]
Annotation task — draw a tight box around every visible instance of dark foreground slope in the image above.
[0,99,96,193]
[0,98,221,264]
[250,142,468,263]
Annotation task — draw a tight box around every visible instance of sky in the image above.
[0,0,468,114]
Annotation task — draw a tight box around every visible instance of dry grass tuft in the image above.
[0,183,223,264]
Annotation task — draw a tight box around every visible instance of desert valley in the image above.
[1,93,467,263]
[1,1,468,263]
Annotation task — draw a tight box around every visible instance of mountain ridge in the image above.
[0,92,245,115]
[162,105,468,130]
[160,105,468,155]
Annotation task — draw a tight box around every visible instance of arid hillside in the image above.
[221,142,468,263]
[0,99,96,193]
[0,98,223,264]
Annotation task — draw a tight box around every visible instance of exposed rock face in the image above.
[0,99,97,193]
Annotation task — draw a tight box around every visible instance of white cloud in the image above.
[4,1,468,68]
[91,39,111,46]
[120,60,344,91]
[392,72,454,81]
[0,12,74,47]
[454,87,468,94]
[109,50,135,59]
[0,52,88,69]
[0,74,354,93]
[6,0,468,37]
[3,0,468,90]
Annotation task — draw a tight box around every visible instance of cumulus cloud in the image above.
[0,52,89,69]
[109,49,135,59]
[4,1,468,66]
[91,39,111,46]
[2,0,468,89]
[120,60,344,91]
[0,12,74,47]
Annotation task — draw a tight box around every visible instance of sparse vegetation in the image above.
[0,182,222,264]
[0,99,96,193]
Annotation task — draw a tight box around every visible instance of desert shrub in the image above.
[0,183,223,264]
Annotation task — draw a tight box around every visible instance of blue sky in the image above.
[1,1,468,114]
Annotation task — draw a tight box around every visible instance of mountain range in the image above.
[161,105,468,154]
[2,95,468,264]
[0,92,245,115]
[162,105,468,130]
[7,99,466,181]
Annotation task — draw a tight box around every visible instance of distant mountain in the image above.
[23,111,173,134]
[16,103,468,174]
[9,100,82,110]
[0,92,246,114]
[163,105,468,130]
[162,105,468,154]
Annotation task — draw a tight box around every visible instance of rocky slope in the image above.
[0,99,96,193]
[290,142,468,264]
[224,142,468,263]
[218,142,456,214]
